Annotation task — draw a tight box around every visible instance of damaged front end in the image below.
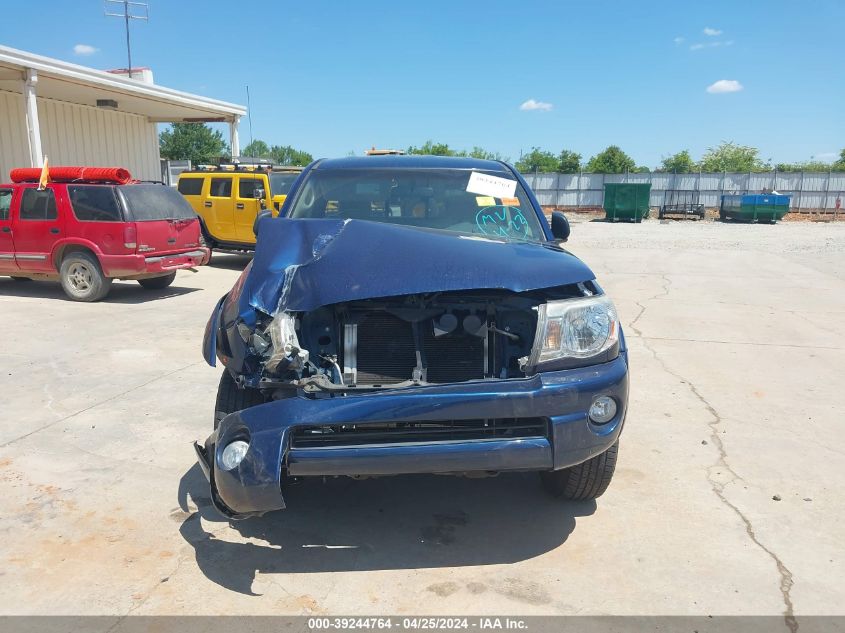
[198,218,628,518]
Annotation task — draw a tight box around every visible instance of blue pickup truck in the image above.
[196,155,629,518]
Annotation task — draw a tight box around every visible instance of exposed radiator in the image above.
[351,312,486,385]
[355,312,417,385]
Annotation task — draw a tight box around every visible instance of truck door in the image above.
[0,186,18,273]
[234,174,265,242]
[206,177,235,243]
[12,185,63,273]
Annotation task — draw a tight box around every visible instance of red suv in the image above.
[0,170,209,301]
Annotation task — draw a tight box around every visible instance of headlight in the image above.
[220,440,249,470]
[529,295,619,365]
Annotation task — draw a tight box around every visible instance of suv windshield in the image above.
[118,184,197,221]
[288,168,546,242]
[269,172,300,196]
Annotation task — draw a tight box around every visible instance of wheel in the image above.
[59,252,112,302]
[214,370,267,430]
[137,272,177,290]
[540,441,619,500]
[10,276,31,282]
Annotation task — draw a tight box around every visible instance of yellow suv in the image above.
[177,164,303,251]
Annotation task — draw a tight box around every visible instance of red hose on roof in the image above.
[9,166,133,184]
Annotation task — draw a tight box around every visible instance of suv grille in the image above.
[291,418,548,448]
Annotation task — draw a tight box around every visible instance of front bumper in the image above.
[196,351,629,519]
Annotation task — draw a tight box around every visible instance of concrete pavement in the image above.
[0,219,843,617]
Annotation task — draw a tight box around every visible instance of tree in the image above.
[833,149,845,171]
[241,139,271,158]
[467,146,507,161]
[269,145,313,166]
[407,141,457,156]
[515,147,559,173]
[557,150,581,173]
[159,123,228,164]
[774,160,833,172]
[585,145,636,173]
[699,141,768,172]
[659,150,696,173]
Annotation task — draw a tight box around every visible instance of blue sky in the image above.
[3,0,844,167]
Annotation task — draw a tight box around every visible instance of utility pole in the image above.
[104,0,149,78]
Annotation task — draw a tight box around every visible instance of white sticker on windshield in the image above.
[465,171,517,199]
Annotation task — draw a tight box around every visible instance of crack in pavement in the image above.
[626,274,798,633]
[104,548,194,631]
[638,336,843,351]
[0,362,203,449]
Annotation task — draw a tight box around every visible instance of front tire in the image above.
[138,272,177,290]
[214,370,267,430]
[59,252,112,302]
[540,441,619,500]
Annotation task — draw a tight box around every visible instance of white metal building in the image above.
[0,45,246,182]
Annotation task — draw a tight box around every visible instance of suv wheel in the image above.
[540,441,619,500]
[214,370,267,430]
[138,272,177,290]
[59,252,112,302]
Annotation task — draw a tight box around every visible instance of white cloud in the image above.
[814,152,837,161]
[519,99,553,112]
[73,44,98,56]
[706,79,743,94]
[673,36,684,45]
[703,27,723,36]
[690,40,733,51]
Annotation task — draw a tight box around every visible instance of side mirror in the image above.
[253,187,266,199]
[551,211,570,241]
[253,209,272,236]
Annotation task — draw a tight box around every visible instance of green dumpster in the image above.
[604,183,651,222]
[720,194,790,223]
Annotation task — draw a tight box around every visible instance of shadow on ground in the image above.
[0,278,200,303]
[207,253,253,271]
[177,463,595,595]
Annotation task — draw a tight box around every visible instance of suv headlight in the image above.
[528,295,619,366]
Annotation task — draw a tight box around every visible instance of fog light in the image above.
[589,396,617,424]
[220,440,249,470]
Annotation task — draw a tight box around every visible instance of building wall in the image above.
[1,89,160,182]
[0,90,30,179]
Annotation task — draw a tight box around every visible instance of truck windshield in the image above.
[288,168,546,242]
[118,185,197,221]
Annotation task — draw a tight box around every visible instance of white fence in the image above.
[521,171,845,210]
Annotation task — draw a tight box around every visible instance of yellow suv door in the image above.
[234,174,269,243]
[206,176,236,243]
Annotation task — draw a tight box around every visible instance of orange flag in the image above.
[37,157,49,190]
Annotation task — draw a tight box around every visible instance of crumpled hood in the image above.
[243,218,595,314]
